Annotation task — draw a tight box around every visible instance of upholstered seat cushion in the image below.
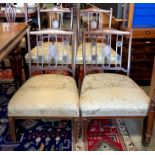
[80,73,150,117]
[25,42,73,64]
[8,74,79,117]
[76,43,120,64]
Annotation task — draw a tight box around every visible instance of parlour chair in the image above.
[80,28,154,150]
[24,6,75,79]
[8,29,79,150]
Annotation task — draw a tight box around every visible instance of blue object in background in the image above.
[132,3,155,28]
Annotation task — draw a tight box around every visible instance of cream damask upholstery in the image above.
[76,43,120,64]
[25,42,73,63]
[8,74,79,117]
[80,73,150,117]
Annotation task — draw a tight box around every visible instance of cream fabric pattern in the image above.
[8,74,79,117]
[25,42,73,64]
[80,73,150,117]
[76,43,120,64]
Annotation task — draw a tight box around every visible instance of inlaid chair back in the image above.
[5,3,28,22]
[82,28,132,76]
[37,6,73,31]
[27,29,77,77]
[77,7,112,43]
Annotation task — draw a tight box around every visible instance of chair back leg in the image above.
[8,117,16,143]
[72,118,79,150]
[82,118,89,150]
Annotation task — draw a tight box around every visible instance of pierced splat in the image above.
[62,37,70,65]
[91,38,97,64]
[52,19,59,29]
[48,37,58,66]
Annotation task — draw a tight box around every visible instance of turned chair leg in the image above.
[8,117,16,143]
[142,99,155,146]
[82,118,88,150]
[72,118,79,151]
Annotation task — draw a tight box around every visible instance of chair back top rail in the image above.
[39,7,72,13]
[80,7,112,14]
[82,28,132,76]
[30,29,74,35]
[85,28,131,35]
[27,29,77,77]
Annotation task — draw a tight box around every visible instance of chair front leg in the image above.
[72,118,79,150]
[142,99,155,146]
[8,117,16,143]
[82,117,88,150]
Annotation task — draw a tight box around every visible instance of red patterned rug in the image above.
[85,119,136,151]
[0,69,13,80]
[0,69,69,81]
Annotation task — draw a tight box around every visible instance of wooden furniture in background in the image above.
[144,56,155,145]
[0,23,28,84]
[84,3,124,30]
[150,57,155,98]
[122,3,155,83]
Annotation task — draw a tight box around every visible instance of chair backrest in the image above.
[37,6,73,31]
[5,3,28,22]
[77,7,113,42]
[82,28,132,76]
[27,29,77,77]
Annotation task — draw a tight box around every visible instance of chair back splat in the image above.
[37,6,73,31]
[77,7,112,44]
[27,29,77,77]
[82,28,132,76]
